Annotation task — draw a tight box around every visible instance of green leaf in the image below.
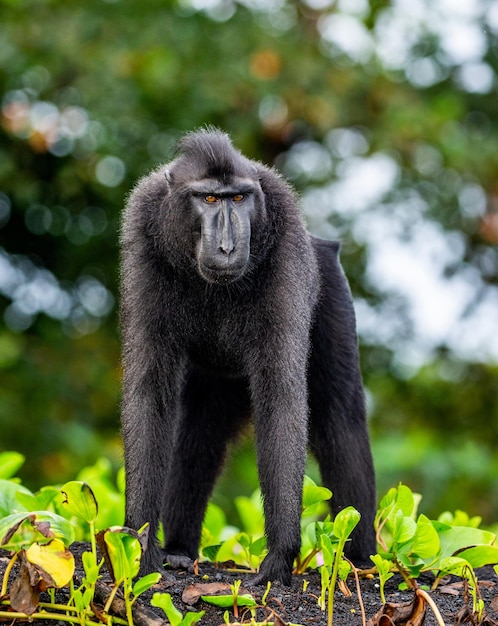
[234,492,264,535]
[250,535,267,557]
[457,546,498,568]
[411,515,440,559]
[133,572,161,597]
[333,506,361,541]
[71,588,86,612]
[395,485,417,517]
[338,559,352,580]
[0,452,25,479]
[181,612,206,626]
[371,554,393,577]
[378,484,416,522]
[81,550,103,584]
[378,486,397,513]
[102,528,142,581]
[236,532,251,549]
[151,592,183,626]
[0,511,75,550]
[0,515,48,551]
[438,556,470,577]
[391,510,416,545]
[320,533,335,568]
[17,486,61,512]
[0,479,31,517]
[436,525,496,560]
[438,510,482,528]
[202,544,222,562]
[61,481,98,524]
[302,476,332,510]
[315,518,334,543]
[203,503,227,541]
[201,593,257,608]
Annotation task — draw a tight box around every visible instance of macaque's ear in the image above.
[165,169,173,188]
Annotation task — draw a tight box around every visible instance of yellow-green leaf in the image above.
[25,538,75,588]
[61,481,98,524]
[103,529,142,581]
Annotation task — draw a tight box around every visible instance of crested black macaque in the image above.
[120,128,376,586]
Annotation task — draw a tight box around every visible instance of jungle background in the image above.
[1,0,497,528]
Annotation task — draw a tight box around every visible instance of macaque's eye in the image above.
[204,195,218,203]
[233,194,245,202]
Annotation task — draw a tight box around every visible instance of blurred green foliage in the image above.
[1,0,497,523]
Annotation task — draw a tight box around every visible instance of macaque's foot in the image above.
[139,547,176,583]
[246,553,293,587]
[164,552,196,571]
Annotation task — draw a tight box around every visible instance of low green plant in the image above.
[375,483,498,593]
[202,476,332,575]
[200,501,231,562]
[317,506,361,626]
[294,476,332,574]
[0,508,83,623]
[370,554,394,604]
[261,580,271,605]
[61,480,102,625]
[233,533,267,572]
[0,452,124,541]
[201,494,267,570]
[97,524,161,626]
[151,592,205,626]
[2,453,498,626]
[0,451,25,480]
[201,579,258,620]
[0,475,159,626]
[0,510,76,603]
[372,481,498,626]
[437,558,485,620]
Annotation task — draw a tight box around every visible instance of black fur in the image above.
[120,128,376,585]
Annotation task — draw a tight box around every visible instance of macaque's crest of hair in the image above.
[175,128,253,183]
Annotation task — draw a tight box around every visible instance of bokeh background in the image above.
[1,0,497,525]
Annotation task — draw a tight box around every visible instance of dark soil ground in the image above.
[1,542,497,626]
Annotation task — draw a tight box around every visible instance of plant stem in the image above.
[89,520,97,559]
[347,559,366,626]
[124,587,133,626]
[38,601,84,613]
[0,608,95,626]
[393,557,417,590]
[104,581,123,615]
[375,514,390,553]
[327,538,346,626]
[416,589,447,626]
[0,552,18,597]
[36,600,127,625]
[294,548,320,574]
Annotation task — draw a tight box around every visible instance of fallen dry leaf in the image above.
[182,582,232,605]
[439,584,462,596]
[9,556,42,615]
[479,581,497,589]
[366,592,426,626]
